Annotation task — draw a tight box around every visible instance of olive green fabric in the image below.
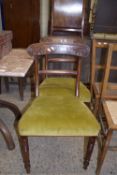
[39,78,91,102]
[18,96,100,136]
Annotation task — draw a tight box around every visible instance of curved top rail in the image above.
[27,42,90,58]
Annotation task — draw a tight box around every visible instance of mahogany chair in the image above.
[96,43,117,175]
[49,0,86,39]
[18,42,100,173]
[0,99,21,150]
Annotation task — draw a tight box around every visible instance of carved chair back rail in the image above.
[27,42,89,97]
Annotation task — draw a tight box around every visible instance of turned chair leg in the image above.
[0,119,15,150]
[19,136,30,174]
[83,136,96,169]
[96,130,112,175]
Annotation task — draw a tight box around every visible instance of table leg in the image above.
[18,78,24,101]
[4,77,9,92]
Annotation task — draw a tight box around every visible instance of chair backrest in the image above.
[101,43,117,99]
[27,42,89,97]
[49,0,85,39]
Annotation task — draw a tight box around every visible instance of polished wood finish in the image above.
[28,40,89,97]
[19,135,96,174]
[96,43,117,175]
[3,0,40,48]
[84,137,96,169]
[40,36,90,83]
[49,0,89,38]
[40,35,84,43]
[19,136,30,173]
[28,42,89,57]
[40,36,87,97]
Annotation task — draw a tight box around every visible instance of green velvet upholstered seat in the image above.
[18,42,101,174]
[39,78,91,102]
[18,96,100,136]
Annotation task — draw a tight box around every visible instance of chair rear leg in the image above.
[94,98,99,115]
[19,136,30,174]
[83,136,96,169]
[96,130,112,175]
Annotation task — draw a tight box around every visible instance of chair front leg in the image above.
[19,136,30,174]
[83,136,96,169]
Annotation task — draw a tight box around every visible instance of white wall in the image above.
[40,0,49,37]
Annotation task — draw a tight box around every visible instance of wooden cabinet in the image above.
[49,0,90,37]
[3,0,40,48]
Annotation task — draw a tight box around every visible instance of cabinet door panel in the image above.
[3,0,40,48]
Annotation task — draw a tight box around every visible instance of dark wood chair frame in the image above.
[17,42,99,173]
[40,36,86,93]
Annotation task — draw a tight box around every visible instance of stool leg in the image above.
[0,119,15,150]
[96,130,112,175]
[19,136,30,174]
[83,136,96,169]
